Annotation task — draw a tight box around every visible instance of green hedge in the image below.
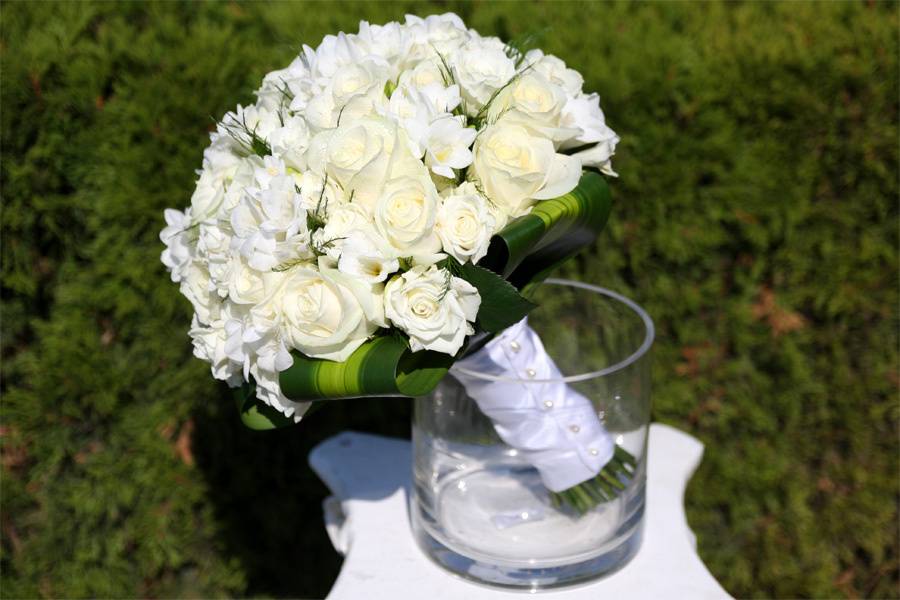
[2,2,897,597]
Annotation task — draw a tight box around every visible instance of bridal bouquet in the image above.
[161,14,623,512]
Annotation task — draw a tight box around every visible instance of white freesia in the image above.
[275,259,384,361]
[472,122,581,216]
[189,313,242,385]
[436,182,495,264]
[160,208,194,283]
[425,116,476,178]
[337,229,400,283]
[230,173,308,271]
[561,94,620,175]
[180,262,219,324]
[384,265,480,355]
[268,115,311,170]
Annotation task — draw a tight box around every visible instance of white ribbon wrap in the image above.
[451,318,614,492]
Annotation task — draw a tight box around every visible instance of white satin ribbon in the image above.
[451,318,614,492]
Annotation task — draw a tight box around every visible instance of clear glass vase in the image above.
[411,279,655,591]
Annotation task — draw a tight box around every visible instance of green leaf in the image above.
[235,382,295,431]
[458,262,537,332]
[480,171,613,290]
[277,335,454,400]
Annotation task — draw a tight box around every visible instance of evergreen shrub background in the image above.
[2,2,897,598]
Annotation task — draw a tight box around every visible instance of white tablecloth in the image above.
[309,423,731,599]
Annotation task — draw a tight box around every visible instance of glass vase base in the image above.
[410,463,645,591]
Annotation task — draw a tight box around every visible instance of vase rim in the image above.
[451,279,655,384]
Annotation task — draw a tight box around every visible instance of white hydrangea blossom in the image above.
[161,13,619,420]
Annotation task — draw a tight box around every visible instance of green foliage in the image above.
[1,2,897,598]
[457,262,537,332]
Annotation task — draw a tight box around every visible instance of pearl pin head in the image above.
[589,448,599,456]
[510,341,521,353]
[525,368,536,378]
[543,400,554,409]
[570,425,580,433]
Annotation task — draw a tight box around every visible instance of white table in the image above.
[310,423,731,599]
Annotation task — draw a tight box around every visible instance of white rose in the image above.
[487,71,578,142]
[436,183,495,264]
[316,202,372,244]
[523,49,584,97]
[374,175,441,255]
[472,122,581,217]
[404,13,471,58]
[308,116,399,211]
[451,39,516,111]
[227,255,269,305]
[190,170,225,222]
[398,59,446,89]
[356,20,411,71]
[384,265,480,355]
[276,259,384,361]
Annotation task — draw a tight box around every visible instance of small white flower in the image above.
[384,265,480,355]
[189,312,242,386]
[561,94,620,175]
[425,116,476,179]
[336,229,400,283]
[268,116,311,171]
[180,261,219,324]
[436,183,496,264]
[160,208,194,283]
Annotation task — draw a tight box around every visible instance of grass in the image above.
[1,1,897,598]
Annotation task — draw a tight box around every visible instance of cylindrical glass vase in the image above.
[411,279,655,591]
